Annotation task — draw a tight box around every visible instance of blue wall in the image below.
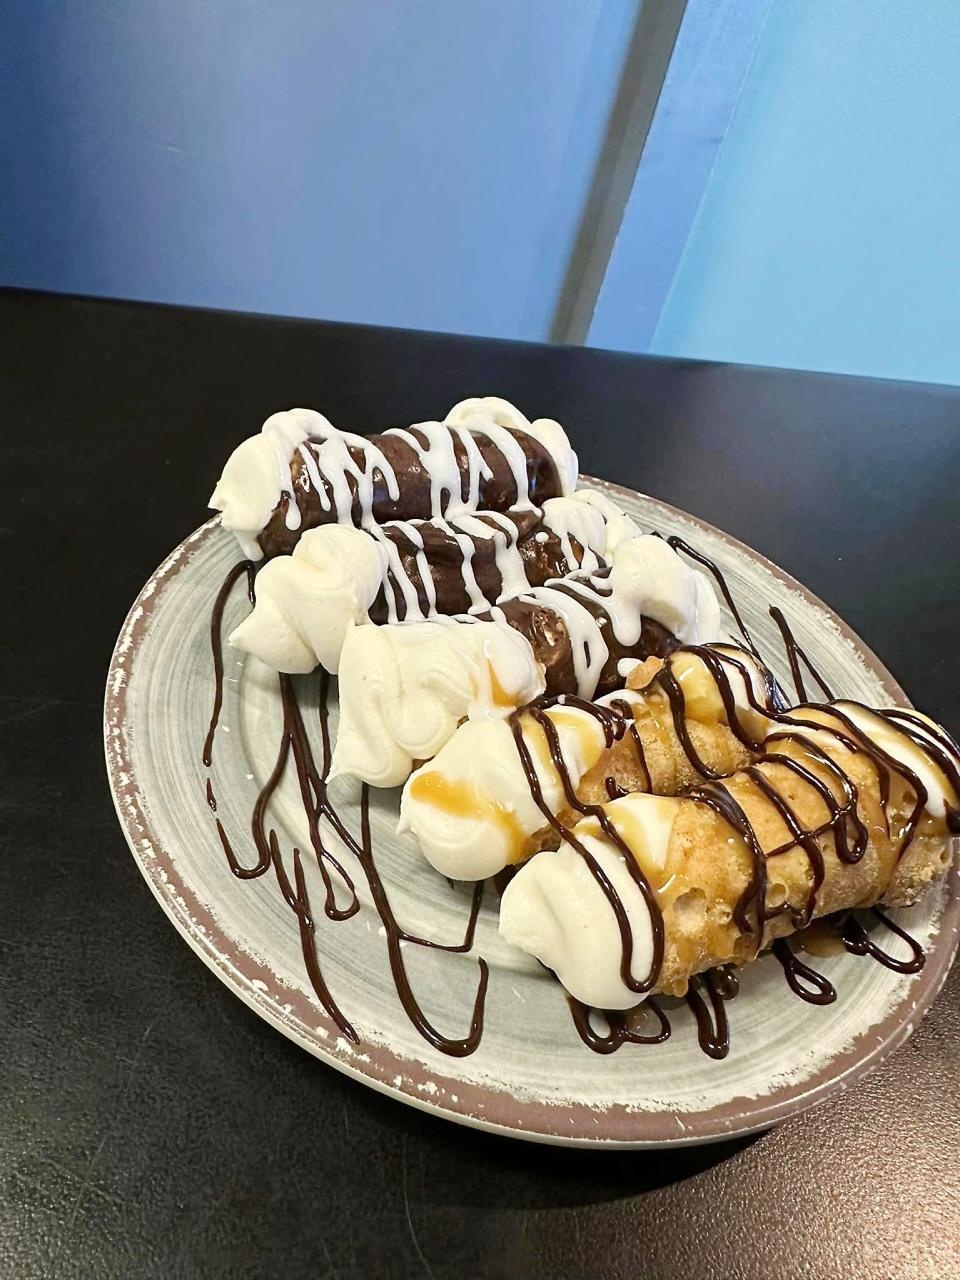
[7,1,960,384]
[587,0,770,355]
[0,0,638,342]
[628,1,960,385]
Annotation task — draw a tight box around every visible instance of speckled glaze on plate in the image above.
[104,479,960,1147]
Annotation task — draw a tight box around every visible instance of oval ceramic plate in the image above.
[104,480,960,1147]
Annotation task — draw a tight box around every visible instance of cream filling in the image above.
[499,793,679,1008]
[329,620,545,788]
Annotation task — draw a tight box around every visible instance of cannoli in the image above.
[499,696,960,1006]
[210,397,578,560]
[228,492,639,673]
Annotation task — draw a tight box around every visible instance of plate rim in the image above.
[103,481,960,1147]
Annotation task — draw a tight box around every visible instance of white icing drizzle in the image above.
[485,512,535,599]
[390,519,438,615]
[520,584,611,697]
[444,398,540,511]
[449,423,494,510]
[303,426,401,528]
[211,399,578,552]
[446,395,579,497]
[434,517,488,613]
[383,422,461,518]
[356,503,593,627]
[540,496,607,573]
[447,512,500,542]
[302,402,550,525]
[476,423,534,511]
[499,533,723,697]
[366,525,422,623]
[365,512,532,624]
[297,443,329,512]
[269,411,328,532]
[559,573,641,648]
[439,512,526,605]
[567,488,640,552]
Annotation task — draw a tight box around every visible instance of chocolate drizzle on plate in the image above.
[202,560,255,767]
[840,907,926,975]
[568,996,671,1055]
[769,604,835,702]
[569,966,738,1059]
[684,967,739,1060]
[664,536,765,667]
[203,577,487,1054]
[772,904,926,1006]
[772,939,838,1005]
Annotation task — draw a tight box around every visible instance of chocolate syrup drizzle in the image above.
[204,574,486,1054]
[568,996,671,1055]
[772,939,838,1005]
[772,904,926,1006]
[839,907,926,974]
[202,560,255,767]
[203,533,957,1063]
[769,604,835,702]
[684,968,739,1060]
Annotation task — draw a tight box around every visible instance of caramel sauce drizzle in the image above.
[407,772,526,862]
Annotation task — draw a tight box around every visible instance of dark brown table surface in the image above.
[3,287,960,1279]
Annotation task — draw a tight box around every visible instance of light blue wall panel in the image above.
[641,1,960,384]
[588,0,770,354]
[0,0,639,341]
